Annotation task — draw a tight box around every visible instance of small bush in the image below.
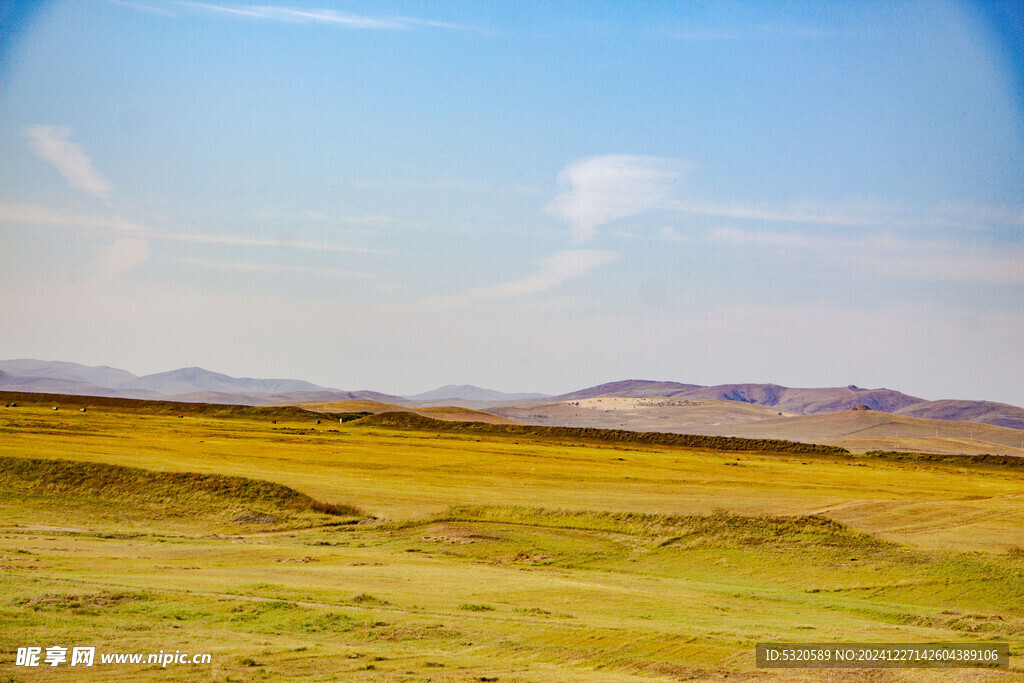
[351,593,388,605]
[460,603,495,612]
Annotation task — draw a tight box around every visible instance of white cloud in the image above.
[178,2,459,30]
[24,126,113,199]
[430,249,619,309]
[13,127,145,279]
[546,155,687,242]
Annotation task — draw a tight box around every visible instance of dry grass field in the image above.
[490,399,1024,457]
[0,394,1022,681]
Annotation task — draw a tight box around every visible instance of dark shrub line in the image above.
[354,411,850,456]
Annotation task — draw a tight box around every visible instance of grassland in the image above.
[487,397,1024,457]
[1,396,1022,681]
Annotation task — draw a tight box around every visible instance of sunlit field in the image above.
[1,396,1021,681]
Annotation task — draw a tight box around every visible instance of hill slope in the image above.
[0,359,138,387]
[555,380,923,414]
[895,399,1024,431]
[0,360,408,406]
[122,366,331,395]
[407,384,548,402]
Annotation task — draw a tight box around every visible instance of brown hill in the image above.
[676,409,1024,457]
[554,380,923,414]
[683,384,923,414]
[557,379,704,400]
[894,399,1024,431]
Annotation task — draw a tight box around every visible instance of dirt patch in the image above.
[233,512,281,525]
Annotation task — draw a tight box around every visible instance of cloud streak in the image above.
[549,156,1024,246]
[157,231,383,253]
[0,202,382,254]
[478,250,620,299]
[546,155,687,242]
[24,126,113,199]
[430,249,620,309]
[176,257,369,279]
[710,227,1024,286]
[177,2,460,30]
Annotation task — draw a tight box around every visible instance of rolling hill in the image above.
[555,380,923,414]
[894,399,1024,430]
[551,379,1024,430]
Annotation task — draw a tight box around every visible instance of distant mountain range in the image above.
[407,384,549,403]
[1,359,1022,431]
[0,360,407,406]
[555,380,923,415]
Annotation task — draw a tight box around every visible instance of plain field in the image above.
[0,400,1022,681]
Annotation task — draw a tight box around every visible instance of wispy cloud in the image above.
[548,154,1024,241]
[109,0,177,16]
[546,155,687,242]
[0,203,118,228]
[679,200,876,227]
[479,250,620,298]
[24,126,113,199]
[710,227,1024,286]
[177,2,460,30]
[667,23,856,43]
[430,249,619,309]
[19,129,143,280]
[0,202,382,254]
[156,231,383,253]
[176,257,368,279]
[679,199,1024,230]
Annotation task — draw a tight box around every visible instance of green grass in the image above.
[0,398,1023,680]
[425,504,895,549]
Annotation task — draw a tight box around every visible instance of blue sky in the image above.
[1,1,1022,404]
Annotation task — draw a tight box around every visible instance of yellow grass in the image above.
[1,399,1023,681]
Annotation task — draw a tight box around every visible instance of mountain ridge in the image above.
[557,380,924,415]
[406,384,548,402]
[0,360,1020,430]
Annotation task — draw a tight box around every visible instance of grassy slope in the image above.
[3,404,1020,547]
[1,401,1023,681]
[0,456,362,534]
